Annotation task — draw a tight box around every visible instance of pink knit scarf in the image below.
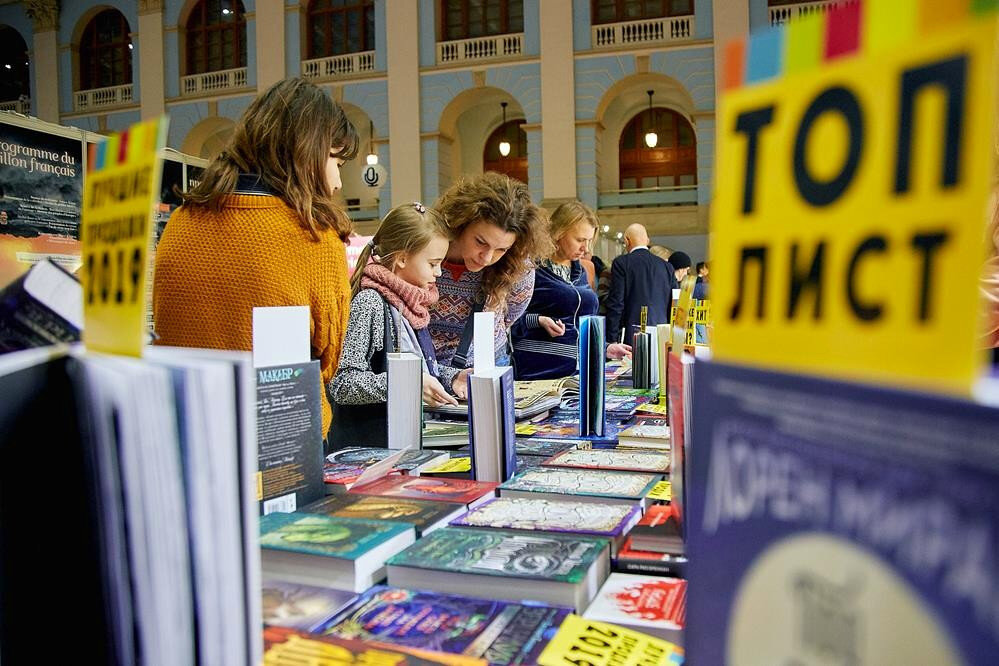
[361,263,439,329]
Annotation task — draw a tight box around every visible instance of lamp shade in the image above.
[498,140,511,157]
[366,153,378,165]
[644,131,658,148]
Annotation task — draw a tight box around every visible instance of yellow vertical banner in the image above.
[80,117,168,356]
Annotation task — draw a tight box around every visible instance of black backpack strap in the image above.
[450,299,484,370]
[382,298,396,353]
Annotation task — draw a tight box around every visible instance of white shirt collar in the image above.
[630,245,649,253]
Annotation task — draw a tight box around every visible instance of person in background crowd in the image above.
[580,248,597,291]
[512,201,631,379]
[605,223,678,343]
[429,172,552,369]
[694,260,709,300]
[330,202,468,449]
[667,251,692,282]
[591,253,606,279]
[0,211,7,225]
[649,245,672,262]
[152,78,358,439]
[696,261,709,282]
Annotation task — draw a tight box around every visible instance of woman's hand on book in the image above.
[607,342,632,360]
[424,373,459,407]
[539,316,567,338]
[451,368,472,400]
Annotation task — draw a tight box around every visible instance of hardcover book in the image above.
[348,474,498,508]
[320,586,568,665]
[577,315,606,437]
[451,497,640,555]
[614,537,688,578]
[515,438,585,457]
[261,579,356,632]
[300,494,466,536]
[323,447,450,490]
[629,504,683,554]
[617,417,670,451]
[386,527,610,612]
[422,419,470,448]
[542,448,670,474]
[498,467,659,509]
[0,259,82,353]
[259,512,415,592]
[263,625,487,665]
[583,574,686,644]
[514,411,623,447]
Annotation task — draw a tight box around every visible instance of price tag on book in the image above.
[711,10,996,394]
[537,614,684,666]
[647,480,671,502]
[80,117,168,356]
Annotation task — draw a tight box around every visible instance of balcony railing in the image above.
[597,185,698,209]
[181,67,248,97]
[437,33,524,65]
[0,98,30,114]
[73,84,134,112]
[302,51,376,80]
[591,16,694,48]
[769,1,852,25]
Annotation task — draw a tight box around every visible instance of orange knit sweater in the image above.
[152,194,350,435]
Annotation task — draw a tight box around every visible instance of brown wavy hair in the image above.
[182,78,358,241]
[434,172,553,309]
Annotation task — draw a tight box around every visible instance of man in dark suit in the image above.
[605,223,678,343]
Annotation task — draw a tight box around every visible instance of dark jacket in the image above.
[511,260,598,380]
[605,247,678,343]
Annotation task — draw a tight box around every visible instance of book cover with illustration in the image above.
[348,474,498,506]
[614,537,688,578]
[514,437,584,457]
[300,494,465,536]
[261,579,356,632]
[319,586,568,665]
[630,504,683,554]
[537,614,684,666]
[514,410,623,446]
[498,467,659,505]
[263,625,487,665]
[326,447,449,474]
[452,497,640,541]
[259,511,413,560]
[387,527,609,584]
[542,448,670,474]
[583,574,686,643]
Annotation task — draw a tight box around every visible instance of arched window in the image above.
[307,0,375,59]
[442,0,523,41]
[619,108,696,189]
[79,9,132,90]
[186,0,247,75]
[0,26,30,102]
[483,119,528,185]
[592,0,692,25]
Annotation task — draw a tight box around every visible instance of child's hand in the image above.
[539,316,566,338]
[423,373,459,407]
[451,368,472,400]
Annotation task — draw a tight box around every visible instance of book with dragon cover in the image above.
[385,526,610,611]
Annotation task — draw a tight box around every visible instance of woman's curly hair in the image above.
[434,172,553,310]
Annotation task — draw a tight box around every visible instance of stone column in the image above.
[255,0,286,91]
[385,0,421,205]
[138,0,166,119]
[538,0,576,203]
[711,0,749,103]
[24,0,59,123]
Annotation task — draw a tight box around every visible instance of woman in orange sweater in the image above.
[152,78,358,437]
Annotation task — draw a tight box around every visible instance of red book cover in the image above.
[630,504,683,554]
[348,474,498,506]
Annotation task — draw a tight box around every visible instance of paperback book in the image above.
[583,574,686,645]
[451,497,640,555]
[629,504,683,554]
[259,512,415,592]
[577,315,606,437]
[263,625,487,665]
[538,614,684,666]
[386,526,610,612]
[300,494,466,536]
[617,417,670,451]
[614,537,688,578]
[261,579,356,632]
[498,467,659,510]
[319,586,568,665]
[542,448,670,474]
[348,474,498,508]
[422,419,470,448]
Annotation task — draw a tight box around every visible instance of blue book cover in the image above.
[259,511,413,560]
[577,316,606,438]
[319,586,569,665]
[687,361,999,665]
[499,367,517,481]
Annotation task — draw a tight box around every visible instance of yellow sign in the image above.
[670,275,697,356]
[538,614,684,666]
[647,480,672,502]
[81,117,168,356]
[711,20,995,394]
[425,457,472,473]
